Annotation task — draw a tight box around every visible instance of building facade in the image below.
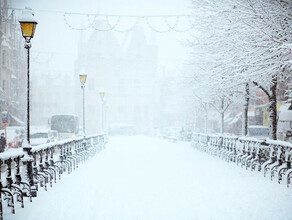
[75,22,158,134]
[0,0,26,128]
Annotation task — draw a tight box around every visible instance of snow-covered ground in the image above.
[6,135,292,220]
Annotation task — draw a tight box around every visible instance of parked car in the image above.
[165,127,181,142]
[277,107,292,141]
[0,126,24,149]
[247,125,269,140]
[30,129,59,146]
[49,130,59,142]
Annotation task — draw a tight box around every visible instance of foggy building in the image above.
[31,72,75,127]
[75,22,158,134]
[0,0,26,128]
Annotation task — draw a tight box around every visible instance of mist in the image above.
[1,1,292,220]
[10,0,193,134]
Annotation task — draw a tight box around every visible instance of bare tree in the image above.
[188,0,292,139]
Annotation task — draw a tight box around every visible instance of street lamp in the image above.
[99,89,105,132]
[18,7,37,196]
[79,74,87,135]
[19,7,37,146]
[103,97,107,133]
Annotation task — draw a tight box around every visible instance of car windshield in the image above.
[30,133,48,139]
[248,128,269,136]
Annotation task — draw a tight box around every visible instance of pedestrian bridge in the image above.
[1,135,292,220]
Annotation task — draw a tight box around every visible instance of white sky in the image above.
[12,0,193,75]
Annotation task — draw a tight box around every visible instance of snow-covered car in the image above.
[30,130,59,146]
[165,127,181,142]
[277,107,292,141]
[247,125,269,140]
[0,126,24,149]
[49,130,59,142]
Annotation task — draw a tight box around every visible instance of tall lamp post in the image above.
[99,89,105,133]
[18,7,37,196]
[103,97,107,133]
[79,74,87,135]
[19,7,37,146]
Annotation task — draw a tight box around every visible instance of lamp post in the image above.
[19,7,37,146]
[103,97,107,134]
[99,89,105,133]
[79,74,87,135]
[18,7,37,196]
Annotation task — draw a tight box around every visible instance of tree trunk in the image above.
[220,98,224,134]
[242,83,249,136]
[268,76,277,140]
[253,76,278,140]
[204,103,208,134]
[205,111,208,134]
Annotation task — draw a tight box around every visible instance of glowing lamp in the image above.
[79,74,87,84]
[19,7,37,40]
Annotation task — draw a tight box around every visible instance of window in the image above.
[144,106,148,119]
[134,79,141,94]
[119,104,125,117]
[2,80,5,91]
[118,79,125,94]
[2,51,5,66]
[135,105,141,120]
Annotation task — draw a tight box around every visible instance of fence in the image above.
[0,134,106,220]
[191,133,292,187]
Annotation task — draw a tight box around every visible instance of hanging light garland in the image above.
[94,16,121,31]
[63,13,196,33]
[2,7,196,33]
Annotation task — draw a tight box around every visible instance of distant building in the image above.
[75,22,158,134]
[30,72,75,127]
[0,0,26,128]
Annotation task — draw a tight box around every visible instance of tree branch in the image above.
[252,81,270,98]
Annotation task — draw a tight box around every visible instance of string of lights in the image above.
[2,7,195,33]
[64,14,196,33]
[110,17,142,33]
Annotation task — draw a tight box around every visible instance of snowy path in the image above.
[6,136,292,220]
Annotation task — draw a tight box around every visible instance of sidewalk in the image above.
[6,136,292,220]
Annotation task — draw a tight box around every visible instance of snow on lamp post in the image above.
[79,74,87,136]
[103,97,107,134]
[99,89,105,133]
[18,7,37,196]
[19,7,37,146]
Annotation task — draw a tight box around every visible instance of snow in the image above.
[238,136,264,143]
[278,110,292,121]
[5,136,292,220]
[30,137,49,146]
[266,139,292,148]
[0,148,23,160]
[9,114,24,125]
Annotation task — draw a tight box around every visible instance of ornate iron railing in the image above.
[0,134,106,220]
[192,133,292,187]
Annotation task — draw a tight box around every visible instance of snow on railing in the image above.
[0,133,106,220]
[191,133,292,188]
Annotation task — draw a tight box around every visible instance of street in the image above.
[6,136,292,220]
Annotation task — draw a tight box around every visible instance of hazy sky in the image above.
[12,0,193,75]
